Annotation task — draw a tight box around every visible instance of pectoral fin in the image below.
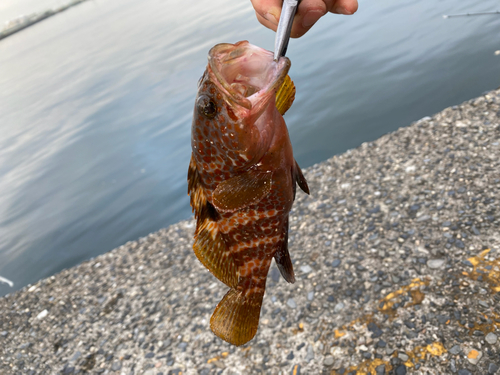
[275,75,296,116]
[212,169,272,212]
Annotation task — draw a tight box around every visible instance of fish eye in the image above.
[197,95,217,119]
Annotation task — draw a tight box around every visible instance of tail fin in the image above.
[210,288,264,346]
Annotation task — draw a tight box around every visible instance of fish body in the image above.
[188,41,308,346]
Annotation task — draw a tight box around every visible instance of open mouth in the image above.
[208,41,290,108]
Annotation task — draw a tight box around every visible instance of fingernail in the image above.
[333,6,353,15]
[264,12,278,25]
[302,10,323,28]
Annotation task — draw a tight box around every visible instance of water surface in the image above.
[1,0,499,295]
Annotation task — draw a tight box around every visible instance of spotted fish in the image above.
[187,41,309,346]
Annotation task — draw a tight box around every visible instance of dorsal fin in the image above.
[212,169,272,213]
[275,75,296,116]
[188,155,238,288]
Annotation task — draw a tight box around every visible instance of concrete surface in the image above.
[1,89,500,375]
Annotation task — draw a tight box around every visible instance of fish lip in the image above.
[208,41,291,111]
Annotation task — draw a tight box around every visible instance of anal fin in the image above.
[273,218,295,283]
[294,160,309,195]
[210,288,264,346]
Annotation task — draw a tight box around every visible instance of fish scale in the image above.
[188,41,309,346]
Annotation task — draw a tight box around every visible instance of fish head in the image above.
[192,41,291,174]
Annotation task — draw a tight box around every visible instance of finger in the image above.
[328,0,358,15]
[255,11,278,32]
[290,0,327,38]
[251,0,359,39]
[289,0,358,38]
[251,0,282,30]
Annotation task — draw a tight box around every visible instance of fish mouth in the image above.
[208,41,291,111]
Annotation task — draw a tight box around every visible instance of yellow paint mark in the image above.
[208,351,229,363]
[334,329,346,339]
[458,250,500,336]
[291,364,300,375]
[292,322,305,335]
[427,342,447,356]
[401,342,447,368]
[334,358,392,375]
[330,314,375,344]
[465,249,500,293]
[409,289,426,305]
[460,311,500,336]
[378,278,430,317]
[467,349,480,360]
[332,277,430,347]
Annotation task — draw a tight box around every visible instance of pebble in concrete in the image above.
[300,265,312,273]
[305,345,314,362]
[324,355,334,366]
[449,345,461,355]
[488,363,499,374]
[485,332,497,345]
[427,259,446,269]
[307,291,314,301]
[333,302,344,313]
[287,298,297,309]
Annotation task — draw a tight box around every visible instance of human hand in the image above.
[250,0,358,38]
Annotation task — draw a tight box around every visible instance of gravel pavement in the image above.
[1,90,500,375]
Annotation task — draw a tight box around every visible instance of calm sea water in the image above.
[1,0,499,296]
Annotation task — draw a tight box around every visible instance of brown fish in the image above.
[187,41,309,346]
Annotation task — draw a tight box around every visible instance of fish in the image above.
[187,41,309,346]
